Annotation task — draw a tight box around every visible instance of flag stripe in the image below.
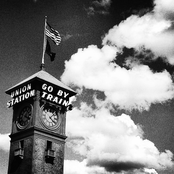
[45,22,61,45]
[45,29,61,43]
[45,28,61,39]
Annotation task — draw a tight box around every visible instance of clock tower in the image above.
[6,69,76,174]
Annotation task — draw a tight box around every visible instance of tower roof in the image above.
[6,70,76,95]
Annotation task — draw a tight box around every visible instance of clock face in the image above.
[41,106,60,130]
[16,105,32,129]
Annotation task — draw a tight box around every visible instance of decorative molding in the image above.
[9,126,67,142]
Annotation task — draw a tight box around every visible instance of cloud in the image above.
[65,159,159,174]
[62,34,73,41]
[66,104,174,173]
[62,0,174,173]
[86,0,112,16]
[64,160,107,174]
[61,44,174,111]
[61,33,91,42]
[61,0,174,111]
[102,0,174,64]
[64,160,87,174]
[92,0,111,9]
[0,133,10,151]
[153,0,174,19]
[144,168,158,174]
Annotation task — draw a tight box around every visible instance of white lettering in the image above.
[47,86,53,92]
[42,83,53,93]
[57,90,69,99]
[27,84,31,91]
[58,98,63,104]
[22,94,25,100]
[64,92,69,98]
[19,95,22,102]
[11,92,14,98]
[22,86,26,93]
[15,90,19,96]
[52,96,58,103]
[29,90,35,97]
[42,83,47,90]
[42,91,47,98]
[11,98,14,105]
[14,98,19,105]
[57,90,63,96]
[7,101,11,108]
[7,89,35,107]
[25,92,30,99]
[10,83,32,98]
[39,91,70,107]
[47,94,53,101]
[62,100,69,106]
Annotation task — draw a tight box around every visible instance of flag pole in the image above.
[40,16,47,70]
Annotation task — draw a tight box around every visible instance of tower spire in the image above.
[40,63,45,71]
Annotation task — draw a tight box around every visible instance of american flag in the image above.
[45,22,61,45]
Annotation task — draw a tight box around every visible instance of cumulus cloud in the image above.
[144,168,158,174]
[62,0,174,173]
[64,160,159,174]
[103,0,174,64]
[66,104,173,173]
[153,0,174,18]
[61,44,174,111]
[0,133,10,151]
[64,160,107,174]
[103,14,174,64]
[65,160,159,174]
[61,0,174,111]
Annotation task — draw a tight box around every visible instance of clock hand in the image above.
[24,112,30,120]
[49,115,57,124]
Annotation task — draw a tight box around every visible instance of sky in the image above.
[0,0,174,174]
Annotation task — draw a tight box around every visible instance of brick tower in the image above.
[6,69,76,174]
